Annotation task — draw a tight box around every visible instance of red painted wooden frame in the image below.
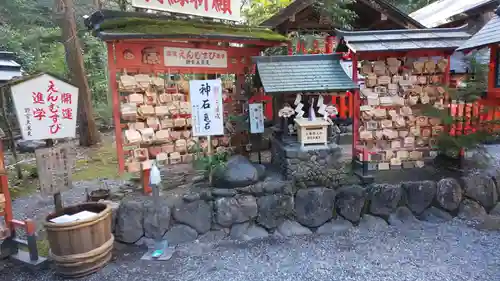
[106,39,283,177]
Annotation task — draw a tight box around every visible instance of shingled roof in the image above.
[260,0,425,29]
[335,26,471,53]
[456,6,500,52]
[252,54,357,94]
[410,0,497,28]
[85,9,288,43]
[0,52,22,83]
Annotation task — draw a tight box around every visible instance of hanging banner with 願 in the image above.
[10,73,79,141]
[189,79,224,136]
[249,103,264,134]
[131,0,240,22]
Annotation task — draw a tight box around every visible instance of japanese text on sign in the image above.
[189,79,224,136]
[11,74,79,140]
[132,0,240,21]
[164,47,227,68]
[35,145,75,195]
[249,103,264,134]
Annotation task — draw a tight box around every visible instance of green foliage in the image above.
[423,52,491,158]
[0,0,111,132]
[243,0,293,26]
[190,141,230,178]
[314,0,357,29]
[386,0,435,13]
[98,17,287,41]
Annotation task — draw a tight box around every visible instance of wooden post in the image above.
[56,0,100,147]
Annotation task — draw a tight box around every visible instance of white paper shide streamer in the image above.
[294,93,305,119]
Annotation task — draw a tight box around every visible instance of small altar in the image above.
[252,54,358,181]
[294,119,329,148]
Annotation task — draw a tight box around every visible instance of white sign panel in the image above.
[131,0,241,21]
[164,47,227,68]
[11,74,79,140]
[189,79,224,136]
[249,103,264,134]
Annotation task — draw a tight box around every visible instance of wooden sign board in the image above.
[35,145,75,195]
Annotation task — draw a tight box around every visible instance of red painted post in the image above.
[107,43,125,174]
[351,54,359,161]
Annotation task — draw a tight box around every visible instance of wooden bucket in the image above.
[44,203,114,278]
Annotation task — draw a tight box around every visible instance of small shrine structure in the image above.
[85,9,287,182]
[335,26,471,179]
[456,5,500,125]
[252,54,357,179]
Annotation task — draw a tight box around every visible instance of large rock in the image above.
[402,181,436,215]
[245,224,269,240]
[173,200,212,234]
[368,184,402,217]
[388,206,419,226]
[277,220,312,237]
[163,224,198,245]
[214,155,265,188]
[294,187,336,228]
[458,199,486,220]
[316,218,353,235]
[198,230,227,243]
[256,194,294,229]
[115,200,144,243]
[335,185,366,223]
[229,222,250,240]
[420,207,453,223]
[462,173,497,209]
[436,178,463,211]
[16,140,46,153]
[214,195,258,227]
[358,214,388,231]
[484,169,500,199]
[143,199,171,238]
[490,203,500,216]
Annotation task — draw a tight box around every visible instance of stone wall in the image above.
[270,137,357,187]
[111,169,500,245]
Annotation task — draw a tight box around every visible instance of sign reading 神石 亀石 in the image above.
[131,0,240,21]
[189,79,224,137]
[10,74,79,141]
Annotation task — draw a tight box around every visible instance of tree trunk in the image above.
[56,0,101,146]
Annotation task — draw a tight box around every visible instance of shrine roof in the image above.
[260,0,425,29]
[456,6,500,52]
[252,54,357,94]
[85,10,288,43]
[335,25,471,53]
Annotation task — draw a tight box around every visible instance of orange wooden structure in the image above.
[335,26,472,178]
[85,10,287,191]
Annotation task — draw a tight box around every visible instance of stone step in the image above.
[338,133,353,145]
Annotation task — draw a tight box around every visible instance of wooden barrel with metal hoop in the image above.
[44,202,114,278]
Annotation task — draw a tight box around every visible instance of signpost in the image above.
[11,73,79,212]
[249,103,264,163]
[189,79,224,183]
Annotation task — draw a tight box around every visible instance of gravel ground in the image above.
[2,219,500,281]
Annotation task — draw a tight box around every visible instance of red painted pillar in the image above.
[107,43,125,174]
[351,54,359,161]
[325,36,335,54]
